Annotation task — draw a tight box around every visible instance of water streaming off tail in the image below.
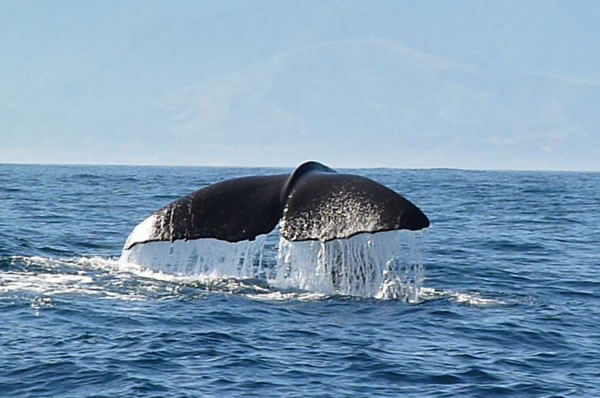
[275,231,424,300]
[119,230,425,301]
[120,235,270,279]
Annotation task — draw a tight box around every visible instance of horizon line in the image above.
[2,161,598,174]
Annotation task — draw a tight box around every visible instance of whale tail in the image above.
[123,161,429,251]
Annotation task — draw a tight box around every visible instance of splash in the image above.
[119,230,426,301]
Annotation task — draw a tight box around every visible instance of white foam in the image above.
[0,257,146,302]
[418,287,508,307]
[244,291,329,302]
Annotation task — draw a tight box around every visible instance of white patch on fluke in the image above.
[123,214,158,249]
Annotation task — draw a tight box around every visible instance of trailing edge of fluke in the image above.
[122,161,429,251]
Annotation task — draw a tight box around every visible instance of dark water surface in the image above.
[1,164,599,397]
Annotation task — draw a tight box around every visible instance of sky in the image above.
[1,0,599,171]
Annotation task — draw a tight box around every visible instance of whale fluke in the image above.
[122,161,429,251]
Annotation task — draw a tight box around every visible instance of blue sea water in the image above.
[1,164,599,397]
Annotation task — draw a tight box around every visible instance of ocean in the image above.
[1,164,598,397]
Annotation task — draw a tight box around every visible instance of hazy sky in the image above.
[1,0,599,170]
